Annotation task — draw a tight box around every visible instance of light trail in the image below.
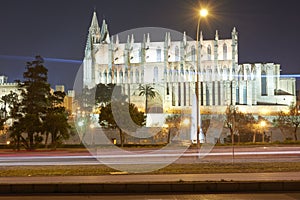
[1,150,300,160]
[0,150,299,166]
[0,55,82,64]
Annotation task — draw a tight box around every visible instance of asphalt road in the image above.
[0,146,299,166]
[0,193,300,200]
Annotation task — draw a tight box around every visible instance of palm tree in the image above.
[138,84,156,114]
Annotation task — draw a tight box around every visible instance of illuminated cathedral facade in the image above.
[83,11,296,115]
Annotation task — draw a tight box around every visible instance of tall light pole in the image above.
[196,9,208,149]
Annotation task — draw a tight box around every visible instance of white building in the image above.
[0,76,20,125]
[83,11,296,115]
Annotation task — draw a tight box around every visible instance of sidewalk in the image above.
[0,172,300,194]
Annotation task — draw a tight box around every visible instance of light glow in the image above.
[182,118,190,126]
[200,9,208,17]
[260,121,266,127]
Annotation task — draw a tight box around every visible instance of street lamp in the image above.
[195,8,208,149]
[90,124,95,146]
[182,118,190,126]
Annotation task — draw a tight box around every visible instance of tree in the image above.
[273,111,291,140]
[138,84,156,113]
[79,86,96,112]
[0,91,19,132]
[43,91,72,149]
[201,117,211,143]
[287,104,300,141]
[1,91,19,116]
[9,56,72,150]
[241,114,259,143]
[273,105,300,141]
[99,101,145,147]
[95,83,116,106]
[165,114,181,143]
[224,105,238,145]
[14,56,50,150]
[225,105,259,144]
[4,92,22,150]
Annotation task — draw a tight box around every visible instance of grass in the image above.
[0,162,300,177]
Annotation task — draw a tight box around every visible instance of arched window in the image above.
[261,70,267,96]
[130,70,133,83]
[220,69,223,80]
[236,86,240,104]
[214,68,219,81]
[190,67,195,81]
[223,43,227,60]
[191,45,196,61]
[175,46,179,61]
[119,70,123,83]
[207,45,211,60]
[238,70,243,81]
[138,49,142,62]
[156,47,161,62]
[212,82,215,105]
[153,66,158,82]
[223,67,228,80]
[185,69,189,81]
[217,82,221,105]
[172,85,176,106]
[207,69,212,82]
[169,69,172,82]
[206,85,210,105]
[243,85,247,104]
[246,69,251,81]
[99,72,102,83]
[141,70,144,82]
[135,69,139,83]
[108,69,112,83]
[114,70,117,83]
[232,68,236,79]
[103,70,107,83]
[178,83,181,106]
[125,69,128,83]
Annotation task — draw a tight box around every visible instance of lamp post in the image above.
[90,123,95,146]
[195,9,208,149]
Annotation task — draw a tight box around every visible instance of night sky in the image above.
[0,0,299,90]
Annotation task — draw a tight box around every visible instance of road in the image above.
[0,146,299,166]
[0,193,300,200]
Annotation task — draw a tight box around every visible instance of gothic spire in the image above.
[115,34,119,45]
[89,11,100,34]
[146,33,150,44]
[100,19,110,43]
[183,31,187,46]
[131,34,134,45]
[215,30,219,40]
[200,31,203,42]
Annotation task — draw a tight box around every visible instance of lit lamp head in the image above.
[260,121,266,127]
[182,118,190,126]
[199,9,208,17]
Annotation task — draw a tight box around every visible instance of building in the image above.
[53,85,75,116]
[297,90,300,110]
[83,11,296,116]
[0,76,20,120]
[0,80,75,120]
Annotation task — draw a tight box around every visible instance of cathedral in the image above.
[83,11,296,116]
